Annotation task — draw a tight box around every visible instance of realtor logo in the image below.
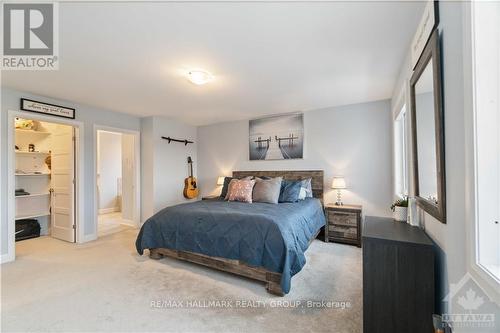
[1,2,59,69]
[443,273,499,332]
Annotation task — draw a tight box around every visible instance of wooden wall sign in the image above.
[21,98,75,119]
[410,0,439,70]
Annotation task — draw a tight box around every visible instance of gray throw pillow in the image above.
[253,177,283,204]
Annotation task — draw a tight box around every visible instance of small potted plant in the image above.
[391,197,408,222]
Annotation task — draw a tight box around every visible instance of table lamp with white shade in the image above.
[216,176,225,186]
[331,177,347,205]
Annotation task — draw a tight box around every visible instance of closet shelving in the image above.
[15,151,50,156]
[14,128,51,136]
[16,193,50,198]
[15,126,52,233]
[15,212,51,221]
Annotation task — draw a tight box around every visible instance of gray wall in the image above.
[98,131,122,211]
[197,99,393,217]
[389,1,500,310]
[141,116,198,222]
[140,117,155,224]
[420,1,468,311]
[1,87,141,255]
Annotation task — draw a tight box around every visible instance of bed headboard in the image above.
[232,170,324,201]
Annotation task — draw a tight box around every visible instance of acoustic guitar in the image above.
[183,156,199,199]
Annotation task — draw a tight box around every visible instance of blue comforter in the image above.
[135,198,325,294]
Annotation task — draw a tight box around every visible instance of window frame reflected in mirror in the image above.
[409,29,447,223]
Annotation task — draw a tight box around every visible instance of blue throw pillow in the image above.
[278,180,302,203]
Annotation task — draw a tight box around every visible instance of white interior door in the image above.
[51,124,75,242]
[121,134,135,223]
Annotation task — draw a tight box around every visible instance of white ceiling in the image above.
[2,2,425,126]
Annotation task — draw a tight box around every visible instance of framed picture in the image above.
[249,113,304,160]
[20,98,75,119]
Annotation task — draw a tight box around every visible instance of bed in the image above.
[135,170,325,295]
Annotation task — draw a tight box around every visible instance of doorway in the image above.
[95,127,140,237]
[6,110,84,263]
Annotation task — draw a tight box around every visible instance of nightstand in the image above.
[202,195,221,201]
[324,204,362,247]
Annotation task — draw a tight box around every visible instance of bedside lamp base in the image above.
[335,189,343,206]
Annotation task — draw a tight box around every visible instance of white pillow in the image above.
[298,178,312,200]
[298,187,307,200]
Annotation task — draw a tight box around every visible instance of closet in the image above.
[14,117,76,243]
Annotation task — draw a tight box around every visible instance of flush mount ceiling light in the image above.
[187,70,214,85]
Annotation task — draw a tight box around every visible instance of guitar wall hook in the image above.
[161,136,194,145]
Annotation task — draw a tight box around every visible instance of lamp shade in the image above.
[331,177,346,189]
[217,176,225,186]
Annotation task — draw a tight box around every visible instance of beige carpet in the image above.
[98,212,132,237]
[1,229,362,332]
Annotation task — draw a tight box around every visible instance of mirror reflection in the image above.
[414,61,438,205]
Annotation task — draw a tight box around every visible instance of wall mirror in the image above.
[410,29,446,223]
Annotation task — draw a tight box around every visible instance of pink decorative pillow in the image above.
[228,179,256,203]
[224,177,253,200]
[224,179,237,201]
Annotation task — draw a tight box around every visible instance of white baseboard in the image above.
[120,219,137,228]
[81,233,97,243]
[1,252,15,264]
[99,207,120,215]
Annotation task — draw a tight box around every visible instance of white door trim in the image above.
[93,125,141,237]
[4,110,85,264]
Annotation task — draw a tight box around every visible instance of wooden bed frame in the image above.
[149,170,324,296]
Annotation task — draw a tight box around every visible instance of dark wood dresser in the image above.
[362,216,435,333]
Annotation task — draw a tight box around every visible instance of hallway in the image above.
[98,212,133,237]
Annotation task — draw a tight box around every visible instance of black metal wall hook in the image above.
[161,136,194,146]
